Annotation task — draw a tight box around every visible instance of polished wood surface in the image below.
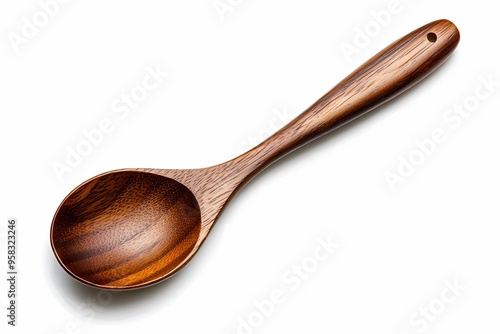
[51,19,460,290]
[52,172,201,287]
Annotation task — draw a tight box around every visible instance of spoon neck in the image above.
[226,123,313,188]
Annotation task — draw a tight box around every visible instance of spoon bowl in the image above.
[51,170,202,289]
[51,19,460,290]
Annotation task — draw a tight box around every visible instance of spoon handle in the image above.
[235,19,459,180]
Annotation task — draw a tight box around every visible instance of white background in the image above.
[1,0,499,333]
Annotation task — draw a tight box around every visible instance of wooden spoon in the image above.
[51,19,460,290]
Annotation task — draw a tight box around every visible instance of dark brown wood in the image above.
[51,19,460,290]
[51,172,201,287]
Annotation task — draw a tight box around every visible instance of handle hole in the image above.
[427,32,437,43]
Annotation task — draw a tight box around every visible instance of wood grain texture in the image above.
[51,19,460,290]
[51,172,201,287]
